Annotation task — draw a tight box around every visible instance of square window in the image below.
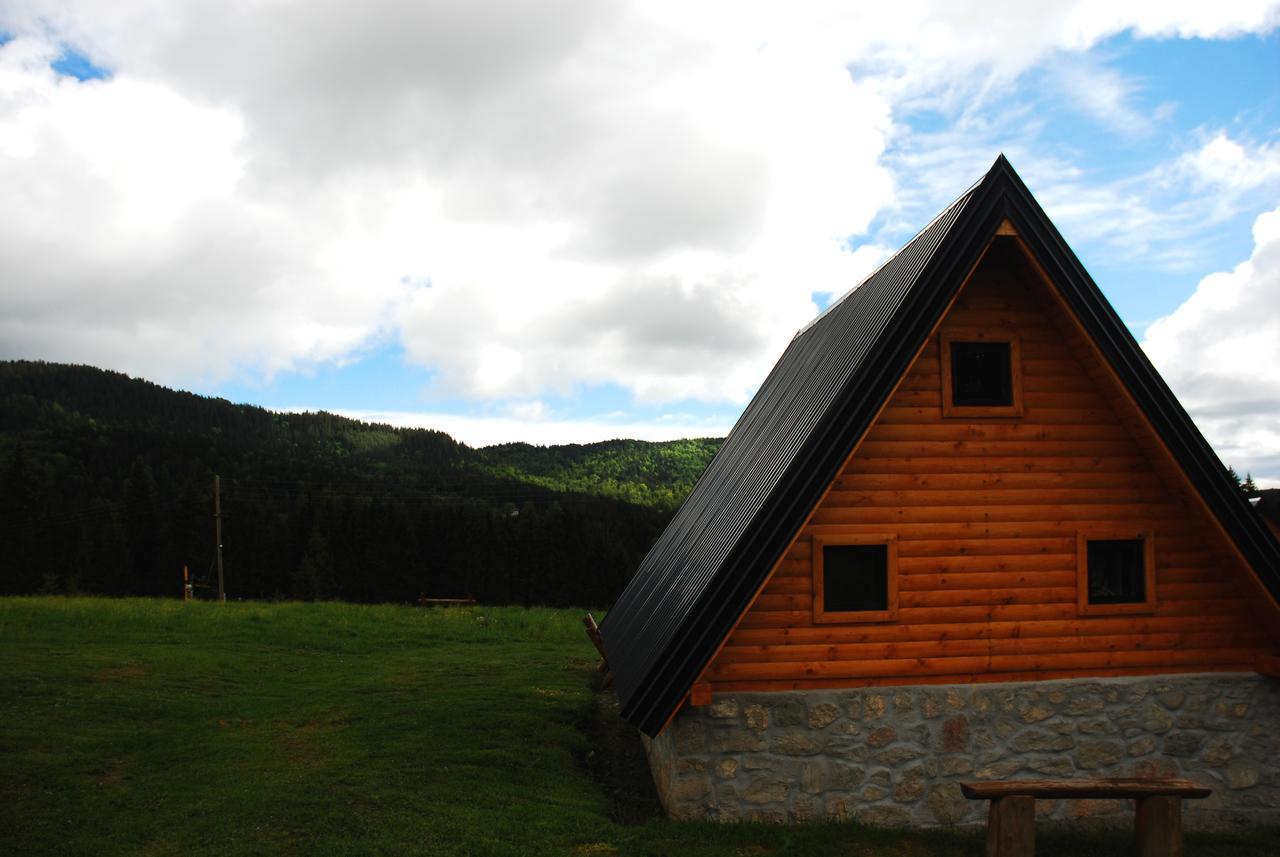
[824,544,888,612]
[1076,530,1155,616]
[1086,539,1145,604]
[951,341,1012,406]
[812,535,898,624]
[940,331,1023,417]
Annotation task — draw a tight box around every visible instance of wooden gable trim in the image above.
[661,237,1002,727]
[1005,233,1280,622]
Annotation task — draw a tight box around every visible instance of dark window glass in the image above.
[1087,538,1146,604]
[951,341,1012,406]
[823,544,888,612]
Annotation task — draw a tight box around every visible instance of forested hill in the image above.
[0,361,721,606]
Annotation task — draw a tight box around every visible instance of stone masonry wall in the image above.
[642,673,1280,829]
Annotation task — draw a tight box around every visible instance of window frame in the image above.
[940,329,1024,418]
[812,534,898,624]
[1076,527,1156,616]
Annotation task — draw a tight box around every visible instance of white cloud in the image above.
[1142,206,1280,486]
[1,1,1278,406]
[329,408,734,448]
[1178,133,1280,193]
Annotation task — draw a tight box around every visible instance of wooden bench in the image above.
[961,778,1211,857]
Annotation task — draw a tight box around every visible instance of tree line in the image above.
[0,361,720,606]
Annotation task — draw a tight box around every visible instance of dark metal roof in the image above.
[601,155,1280,737]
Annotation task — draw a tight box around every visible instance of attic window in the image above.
[813,535,898,624]
[1077,530,1155,616]
[940,331,1023,417]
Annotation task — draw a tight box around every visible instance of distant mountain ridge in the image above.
[0,360,721,605]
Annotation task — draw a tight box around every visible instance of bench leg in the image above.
[986,795,1035,857]
[1136,796,1182,857]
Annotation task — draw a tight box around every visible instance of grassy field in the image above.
[1,597,1273,856]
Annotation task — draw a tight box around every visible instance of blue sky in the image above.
[1,2,1278,478]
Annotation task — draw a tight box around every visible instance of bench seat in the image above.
[961,777,1211,857]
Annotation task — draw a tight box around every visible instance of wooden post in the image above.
[182,565,193,602]
[986,795,1035,857]
[1136,795,1181,857]
[214,475,225,603]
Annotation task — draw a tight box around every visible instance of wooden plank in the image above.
[962,779,1210,800]
[688,681,712,706]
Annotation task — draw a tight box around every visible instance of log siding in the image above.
[704,239,1277,692]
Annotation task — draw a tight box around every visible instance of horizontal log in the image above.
[753,593,810,612]
[853,440,1139,458]
[987,647,1261,673]
[942,309,1055,328]
[1155,598,1251,618]
[1023,374,1096,392]
[802,522,1117,540]
[810,503,1172,525]
[898,553,1075,574]
[897,537,1077,557]
[1021,390,1109,407]
[897,570,1076,591]
[835,471,1161,492]
[707,662,1257,694]
[725,614,1252,646]
[864,424,1130,443]
[715,638,991,665]
[713,632,1255,667]
[1159,582,1239,602]
[901,586,1076,608]
[762,576,812,595]
[709,645,1262,681]
[840,456,1151,475]
[707,654,993,681]
[877,406,1118,426]
[822,487,1155,508]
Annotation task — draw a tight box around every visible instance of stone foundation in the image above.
[643,673,1280,828]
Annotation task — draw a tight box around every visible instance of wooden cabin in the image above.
[600,157,1280,828]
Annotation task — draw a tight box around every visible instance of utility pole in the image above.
[214,474,225,602]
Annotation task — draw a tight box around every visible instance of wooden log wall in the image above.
[704,238,1278,693]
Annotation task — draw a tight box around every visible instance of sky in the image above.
[0,2,1278,482]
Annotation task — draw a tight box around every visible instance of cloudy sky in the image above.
[1,2,1278,481]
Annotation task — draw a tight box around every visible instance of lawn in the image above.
[0,597,1272,856]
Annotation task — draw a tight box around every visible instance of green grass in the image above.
[0,597,1273,856]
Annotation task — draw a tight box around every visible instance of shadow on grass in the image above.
[574,671,665,826]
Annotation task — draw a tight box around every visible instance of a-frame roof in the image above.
[601,156,1280,737]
